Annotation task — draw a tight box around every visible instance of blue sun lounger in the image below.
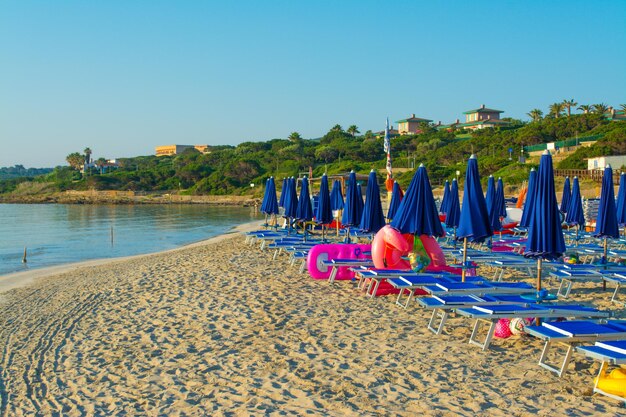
[421,281,535,297]
[525,320,626,377]
[416,294,530,335]
[577,340,626,403]
[456,304,611,350]
[549,269,605,298]
[325,259,374,284]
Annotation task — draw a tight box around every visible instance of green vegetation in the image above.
[0,165,53,180]
[1,107,625,199]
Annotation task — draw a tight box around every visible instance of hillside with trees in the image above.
[1,101,624,200]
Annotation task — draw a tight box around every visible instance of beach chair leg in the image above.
[611,282,622,303]
[468,319,496,350]
[328,267,339,284]
[299,260,306,274]
[427,309,448,335]
[367,279,382,299]
[557,279,572,298]
[273,248,280,260]
[403,289,416,309]
[395,290,405,308]
[537,341,574,378]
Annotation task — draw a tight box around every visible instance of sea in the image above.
[0,204,261,276]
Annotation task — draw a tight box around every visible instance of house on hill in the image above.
[155,145,211,156]
[458,104,510,130]
[395,114,433,134]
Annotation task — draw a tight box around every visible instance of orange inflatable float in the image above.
[371,225,411,270]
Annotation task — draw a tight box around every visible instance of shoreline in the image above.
[0,219,265,294]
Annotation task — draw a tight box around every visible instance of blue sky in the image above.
[1,0,625,167]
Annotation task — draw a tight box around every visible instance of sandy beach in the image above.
[0,223,624,416]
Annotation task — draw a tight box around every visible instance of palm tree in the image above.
[288,132,302,142]
[592,103,609,114]
[95,157,107,174]
[84,147,92,165]
[562,99,577,116]
[330,124,343,132]
[346,125,360,137]
[549,102,565,118]
[527,108,543,122]
[66,152,85,171]
[577,104,592,114]
[620,104,626,113]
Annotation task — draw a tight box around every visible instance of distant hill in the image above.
[0,165,54,180]
[0,112,624,199]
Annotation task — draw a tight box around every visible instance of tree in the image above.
[562,99,577,116]
[95,158,107,174]
[549,102,565,118]
[364,130,374,140]
[314,146,338,164]
[330,124,343,132]
[288,132,302,142]
[577,104,592,114]
[620,104,626,113]
[66,152,85,171]
[527,108,543,122]
[593,103,609,114]
[347,125,360,137]
[84,147,92,165]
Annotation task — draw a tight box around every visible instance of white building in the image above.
[587,155,626,171]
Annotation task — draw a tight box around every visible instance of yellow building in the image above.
[156,145,210,156]
[395,114,433,134]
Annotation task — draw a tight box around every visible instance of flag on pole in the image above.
[384,117,393,191]
[383,117,390,153]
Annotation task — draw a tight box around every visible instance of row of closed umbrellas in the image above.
[261,153,626,288]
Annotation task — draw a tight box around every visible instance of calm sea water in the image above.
[0,204,260,276]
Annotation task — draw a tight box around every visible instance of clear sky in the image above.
[1,0,625,167]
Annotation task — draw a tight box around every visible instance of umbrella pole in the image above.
[337,210,341,237]
[461,237,468,282]
[603,237,608,290]
[264,214,268,229]
[576,225,579,247]
[536,258,542,291]
[453,227,457,249]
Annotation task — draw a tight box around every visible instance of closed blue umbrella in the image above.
[278,178,287,208]
[296,176,313,221]
[391,164,444,237]
[342,171,362,242]
[445,178,461,229]
[524,151,566,291]
[316,174,333,240]
[560,176,571,214]
[330,179,344,237]
[386,181,403,222]
[519,168,537,228]
[296,176,314,240]
[485,175,501,234]
[595,165,619,263]
[496,178,507,218]
[440,180,451,215]
[565,176,585,244]
[261,177,279,229]
[359,170,386,234]
[616,173,626,228]
[485,175,495,213]
[316,174,333,225]
[330,179,344,211]
[457,155,492,281]
[356,183,364,215]
[283,177,298,233]
[260,178,270,214]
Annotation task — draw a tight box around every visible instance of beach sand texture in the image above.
[0,230,624,416]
